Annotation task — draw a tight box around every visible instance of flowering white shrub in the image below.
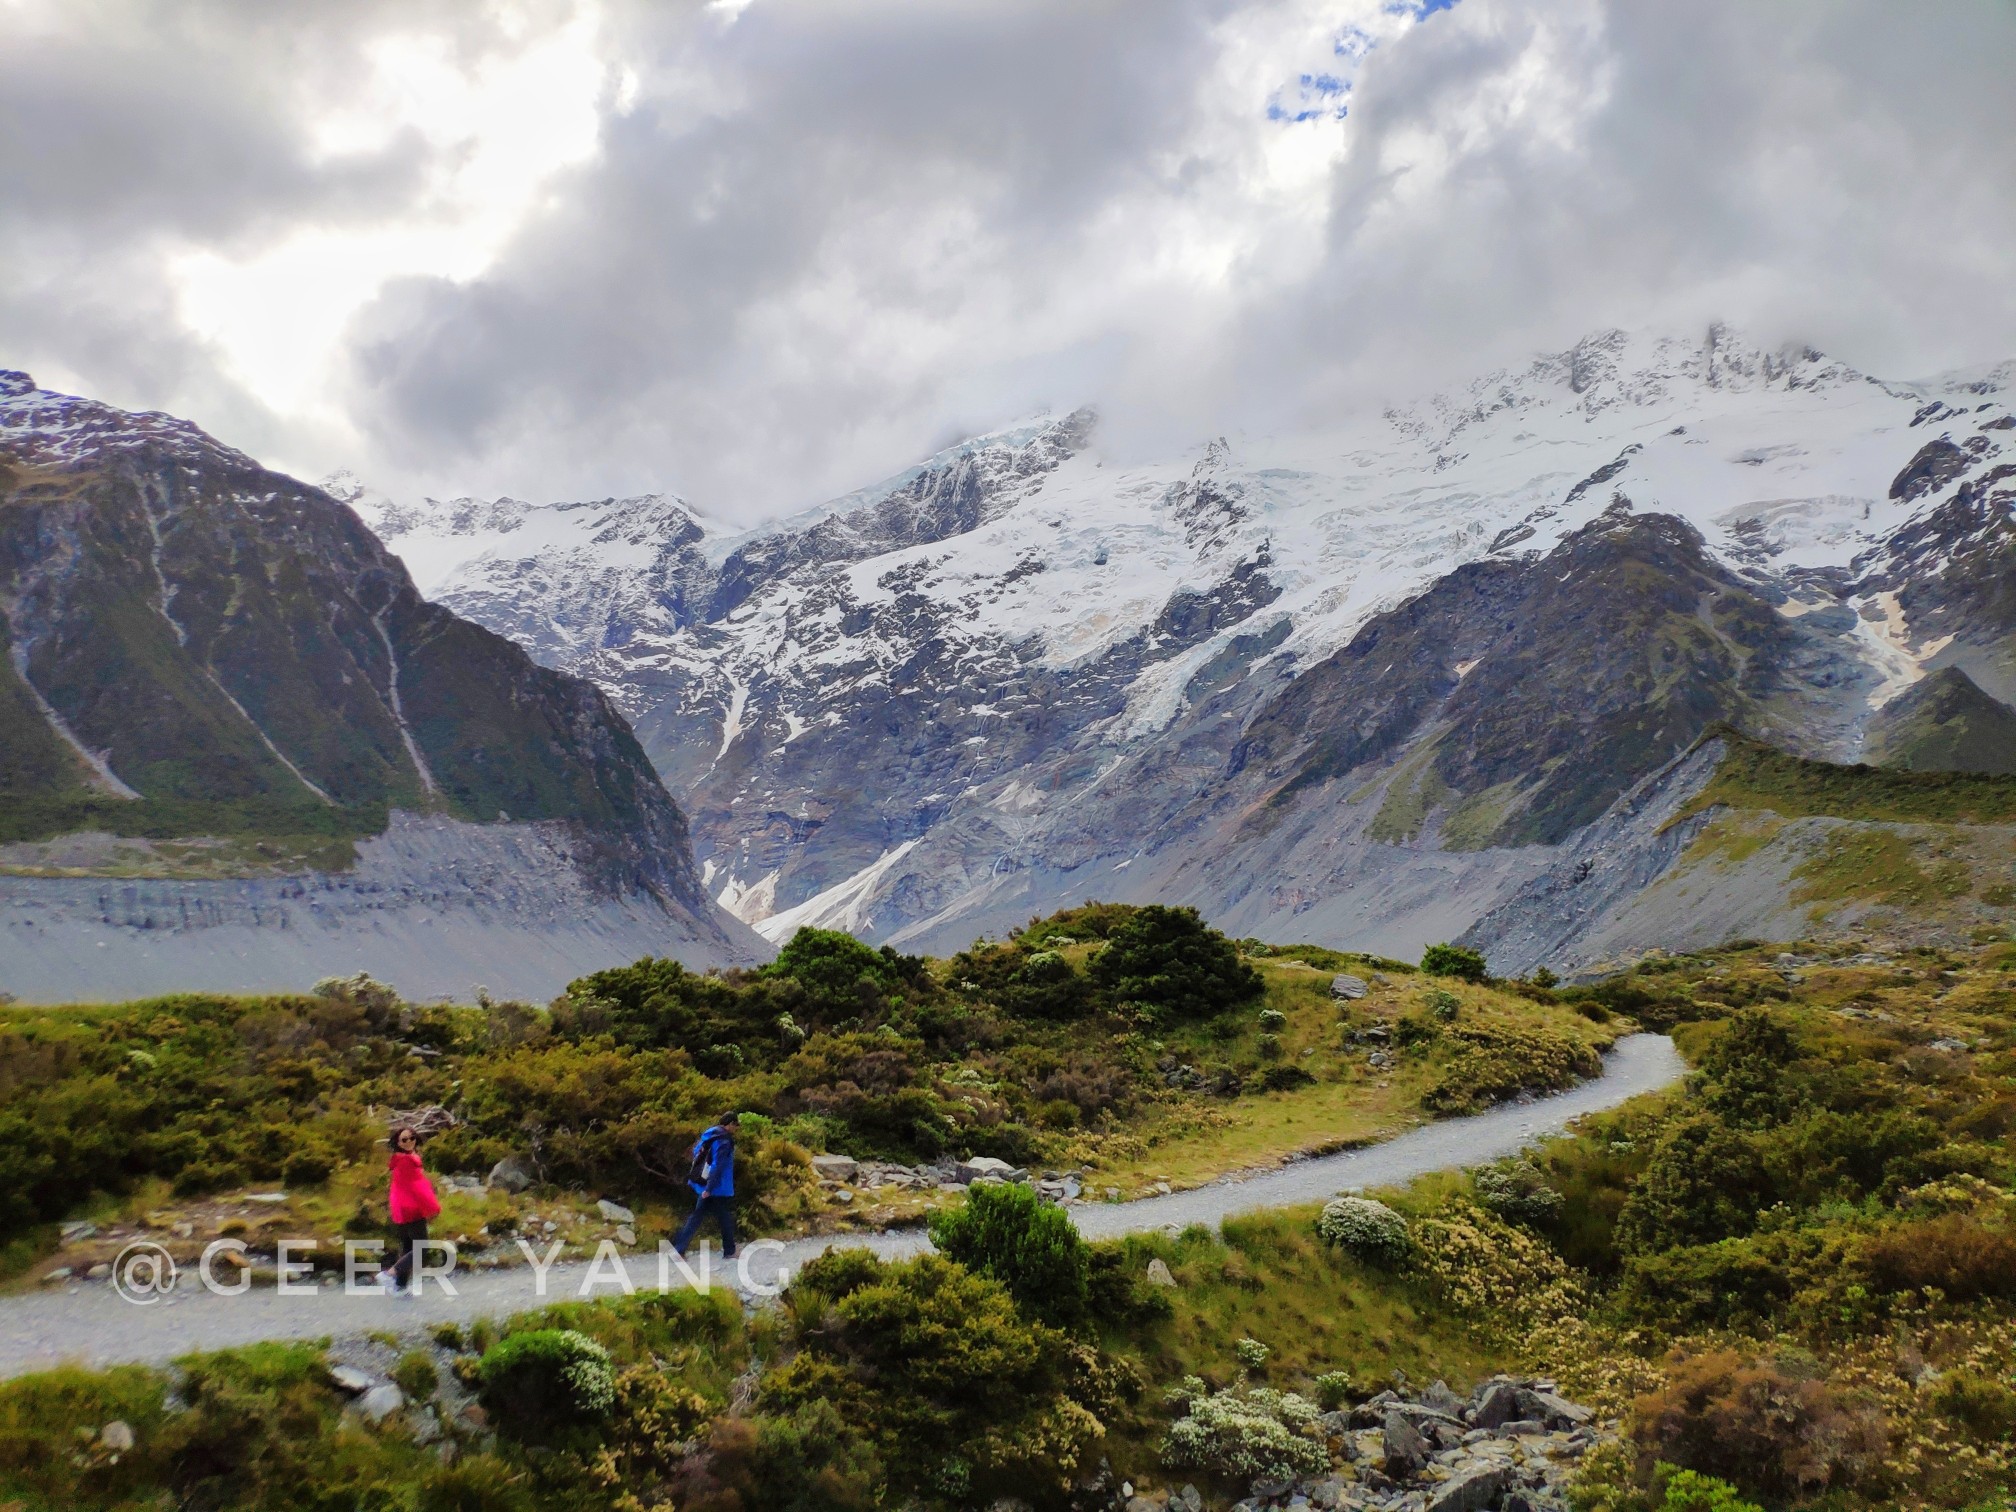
[1160,1377,1328,1480]
[1235,1337,1270,1370]
[1315,1196,1411,1264]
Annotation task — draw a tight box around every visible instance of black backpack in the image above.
[687,1128,722,1187]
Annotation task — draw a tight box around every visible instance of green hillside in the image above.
[1687,726,2016,826]
[1,936,2012,1511]
[1865,666,2016,776]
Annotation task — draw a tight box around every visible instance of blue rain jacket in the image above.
[690,1126,735,1198]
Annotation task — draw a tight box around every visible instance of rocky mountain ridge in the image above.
[0,372,762,998]
[354,327,2016,964]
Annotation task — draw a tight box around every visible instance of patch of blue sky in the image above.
[1300,72,1350,96]
[1267,101,1348,122]
[1333,26,1377,60]
[1384,0,1462,17]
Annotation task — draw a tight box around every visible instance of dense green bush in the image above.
[1654,1465,1765,1512]
[1422,1024,1601,1115]
[943,941,1092,1020]
[929,1179,1090,1331]
[763,1251,1127,1506]
[1084,1239,1175,1328]
[477,1329,616,1440]
[1420,942,1488,982]
[1087,905,1262,1020]
[770,927,927,1017]
[1473,1157,1565,1227]
[1614,1116,1772,1254]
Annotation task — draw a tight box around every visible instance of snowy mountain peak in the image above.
[330,326,2013,951]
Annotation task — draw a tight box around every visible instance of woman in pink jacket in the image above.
[376,1124,441,1295]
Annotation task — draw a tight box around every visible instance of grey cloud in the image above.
[346,0,1247,516]
[5,0,2014,520]
[0,0,572,446]
[1240,0,2016,416]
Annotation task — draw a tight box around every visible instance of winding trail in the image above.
[0,1035,1683,1379]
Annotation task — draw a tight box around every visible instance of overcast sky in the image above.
[4,0,2013,523]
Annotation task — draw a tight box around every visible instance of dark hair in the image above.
[390,1124,421,1149]
[718,1111,741,1126]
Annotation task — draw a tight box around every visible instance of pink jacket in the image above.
[388,1151,441,1224]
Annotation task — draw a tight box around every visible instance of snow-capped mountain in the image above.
[348,326,2016,959]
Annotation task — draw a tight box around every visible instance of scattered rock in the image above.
[1420,1379,1464,1416]
[614,1226,637,1247]
[1425,1462,1515,1512]
[329,1365,377,1395]
[40,1268,72,1284]
[596,1199,634,1224]
[1517,1388,1593,1429]
[1145,1258,1177,1288]
[487,1156,535,1193]
[59,1221,98,1242]
[1470,1380,1522,1429]
[956,1156,1025,1184]
[1383,1410,1429,1476]
[85,1263,112,1281]
[99,1420,135,1453]
[1348,1390,1401,1428]
[832,1190,854,1205]
[407,1406,443,1446]
[356,1384,406,1424]
[1331,974,1369,1000]
[244,1193,288,1205]
[811,1154,860,1183]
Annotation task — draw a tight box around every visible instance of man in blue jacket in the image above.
[673,1111,740,1260]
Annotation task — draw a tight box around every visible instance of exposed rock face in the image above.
[350,331,2016,959]
[0,373,761,996]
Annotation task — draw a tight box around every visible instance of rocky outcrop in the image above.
[1109,1375,1614,1512]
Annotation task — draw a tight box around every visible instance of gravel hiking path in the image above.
[0,1034,1682,1379]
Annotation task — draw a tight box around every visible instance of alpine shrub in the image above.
[1315,1196,1411,1265]
[1088,905,1263,1020]
[1655,1465,1765,1512]
[1474,1158,1566,1227]
[771,928,914,1015]
[477,1329,616,1439]
[1160,1377,1328,1481]
[1420,943,1488,982]
[929,1178,1091,1330]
